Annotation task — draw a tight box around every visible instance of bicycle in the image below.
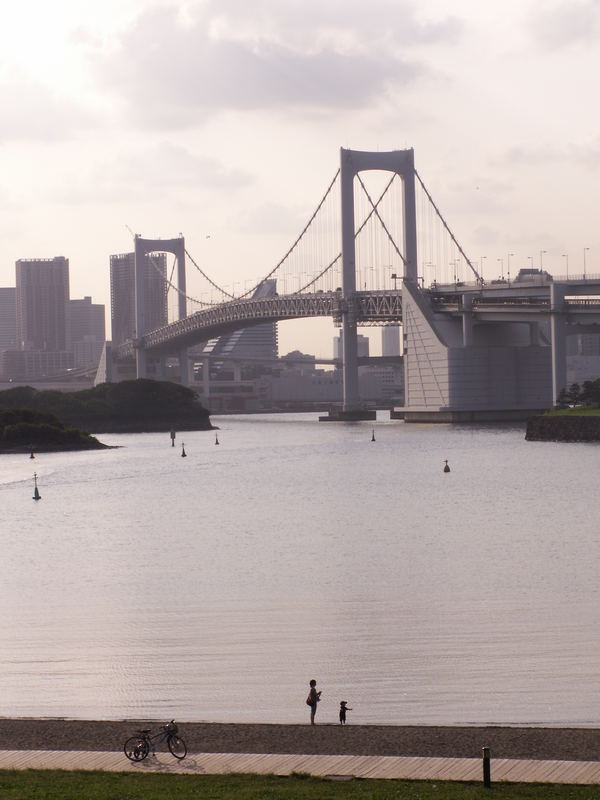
[123,720,187,761]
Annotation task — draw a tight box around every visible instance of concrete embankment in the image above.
[526,414,600,442]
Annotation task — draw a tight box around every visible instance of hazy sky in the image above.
[2,0,599,356]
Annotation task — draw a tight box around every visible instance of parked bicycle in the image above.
[123,720,187,761]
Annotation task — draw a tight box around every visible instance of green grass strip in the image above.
[0,770,598,799]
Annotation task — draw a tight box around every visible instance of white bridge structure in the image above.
[112,148,600,421]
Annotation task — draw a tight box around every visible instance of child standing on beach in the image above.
[339,701,352,725]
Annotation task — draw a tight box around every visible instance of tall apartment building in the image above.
[110,252,167,346]
[0,287,16,351]
[70,296,106,369]
[16,257,70,351]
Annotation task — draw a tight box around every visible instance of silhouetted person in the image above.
[339,700,352,725]
[307,679,321,725]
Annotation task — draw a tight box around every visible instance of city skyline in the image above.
[1,0,599,357]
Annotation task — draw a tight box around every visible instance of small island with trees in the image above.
[0,379,213,453]
[526,379,600,442]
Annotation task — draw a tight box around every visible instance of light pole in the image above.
[540,249,547,269]
[584,247,590,279]
[562,253,569,279]
[507,252,514,283]
[528,255,533,269]
[391,272,398,290]
[497,257,504,280]
[480,255,487,278]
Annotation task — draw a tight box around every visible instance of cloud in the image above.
[0,74,94,142]
[53,142,252,203]
[90,2,460,127]
[529,0,600,49]
[497,139,600,169]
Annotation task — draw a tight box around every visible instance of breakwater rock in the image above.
[526,414,600,442]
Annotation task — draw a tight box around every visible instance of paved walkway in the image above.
[0,749,599,784]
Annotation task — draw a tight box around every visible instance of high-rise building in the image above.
[70,296,106,369]
[381,325,401,357]
[16,257,70,351]
[334,332,370,361]
[110,252,167,346]
[0,287,16,351]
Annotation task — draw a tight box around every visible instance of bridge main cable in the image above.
[414,168,481,283]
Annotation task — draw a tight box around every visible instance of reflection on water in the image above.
[0,414,598,725]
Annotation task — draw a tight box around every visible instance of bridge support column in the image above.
[340,149,360,411]
[462,295,474,346]
[202,359,210,403]
[179,348,189,386]
[550,284,567,405]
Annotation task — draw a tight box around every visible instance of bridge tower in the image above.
[134,235,188,383]
[339,148,417,414]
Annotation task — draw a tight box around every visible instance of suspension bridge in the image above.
[109,148,600,421]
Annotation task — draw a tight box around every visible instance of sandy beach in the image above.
[0,720,597,762]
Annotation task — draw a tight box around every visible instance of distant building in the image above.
[381,325,401,357]
[110,252,167,346]
[70,296,106,369]
[16,257,70,351]
[0,287,16,351]
[0,349,74,380]
[199,279,279,378]
[333,332,369,362]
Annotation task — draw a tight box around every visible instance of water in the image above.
[1,414,598,726]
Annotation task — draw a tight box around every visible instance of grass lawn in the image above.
[0,770,598,799]
[545,407,600,416]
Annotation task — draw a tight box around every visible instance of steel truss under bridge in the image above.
[115,290,402,359]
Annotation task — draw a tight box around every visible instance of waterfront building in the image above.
[0,287,16,351]
[70,296,106,369]
[16,257,70,352]
[199,279,279,379]
[110,252,167,347]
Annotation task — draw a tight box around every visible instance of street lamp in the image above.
[480,256,487,279]
[507,252,514,283]
[584,247,590,279]
[562,253,569,279]
[391,272,399,290]
[497,257,504,280]
[527,255,533,268]
[540,250,547,269]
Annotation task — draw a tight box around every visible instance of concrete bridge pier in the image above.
[550,283,568,405]
[462,295,474,346]
[179,348,189,386]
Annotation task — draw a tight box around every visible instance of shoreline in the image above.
[0,720,598,762]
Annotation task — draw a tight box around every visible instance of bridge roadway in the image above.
[115,290,403,360]
[115,277,600,383]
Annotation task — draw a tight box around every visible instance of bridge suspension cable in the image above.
[414,168,481,283]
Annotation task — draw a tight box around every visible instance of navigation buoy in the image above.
[371,429,376,442]
[33,472,41,500]
[181,443,187,458]
[170,429,176,447]
[215,433,219,445]
[443,459,450,473]
[29,448,35,459]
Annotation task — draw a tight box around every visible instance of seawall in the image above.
[526,414,600,442]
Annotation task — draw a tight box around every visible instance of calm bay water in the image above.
[0,413,598,726]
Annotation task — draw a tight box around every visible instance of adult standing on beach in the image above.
[307,679,321,725]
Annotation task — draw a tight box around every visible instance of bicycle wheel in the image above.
[124,736,150,762]
[167,734,187,760]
